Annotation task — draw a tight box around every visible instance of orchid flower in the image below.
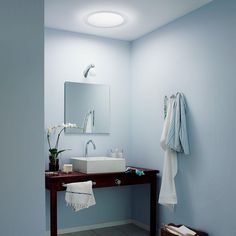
[47,123,82,160]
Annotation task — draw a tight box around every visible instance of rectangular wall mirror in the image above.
[64,82,110,134]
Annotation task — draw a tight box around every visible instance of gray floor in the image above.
[61,224,149,236]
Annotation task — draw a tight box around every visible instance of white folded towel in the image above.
[164,225,197,236]
[65,181,96,212]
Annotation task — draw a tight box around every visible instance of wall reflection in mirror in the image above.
[64,82,110,134]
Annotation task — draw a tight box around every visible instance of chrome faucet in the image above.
[85,139,96,157]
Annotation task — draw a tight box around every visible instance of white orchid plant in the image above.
[47,123,81,163]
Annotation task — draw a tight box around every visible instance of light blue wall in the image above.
[45,1,236,234]
[131,0,236,235]
[0,0,45,235]
[45,28,132,230]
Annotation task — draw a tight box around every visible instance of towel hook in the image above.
[164,96,168,119]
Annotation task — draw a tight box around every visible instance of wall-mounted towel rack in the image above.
[164,93,183,119]
[164,96,168,119]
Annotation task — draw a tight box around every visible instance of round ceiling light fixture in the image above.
[86,11,126,28]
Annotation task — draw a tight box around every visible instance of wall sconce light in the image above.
[83,64,95,78]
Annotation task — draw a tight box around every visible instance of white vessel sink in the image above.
[71,157,126,174]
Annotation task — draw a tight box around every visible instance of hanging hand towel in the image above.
[65,181,96,212]
[166,93,190,155]
[159,97,178,208]
[158,149,177,208]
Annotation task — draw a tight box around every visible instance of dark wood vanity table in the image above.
[45,167,159,236]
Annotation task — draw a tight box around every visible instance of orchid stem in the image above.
[55,127,65,149]
[47,133,52,150]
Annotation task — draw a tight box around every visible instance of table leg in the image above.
[150,175,157,236]
[50,189,57,236]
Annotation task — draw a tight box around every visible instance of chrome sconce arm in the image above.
[83,64,95,78]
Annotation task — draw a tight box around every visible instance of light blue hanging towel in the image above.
[166,93,190,155]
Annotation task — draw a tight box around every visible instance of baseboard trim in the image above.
[131,219,150,231]
[46,219,150,235]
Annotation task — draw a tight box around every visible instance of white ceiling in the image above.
[45,0,213,41]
